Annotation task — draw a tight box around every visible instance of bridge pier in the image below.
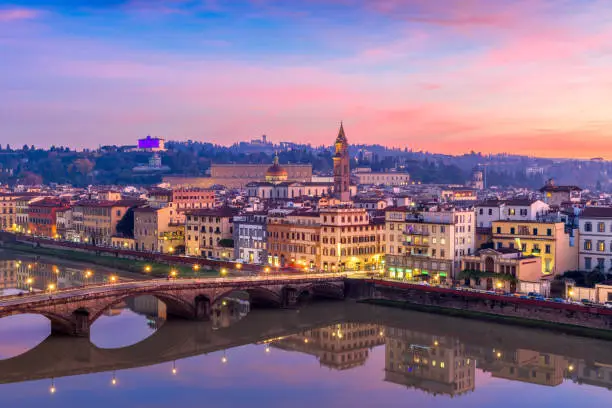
[281,288,298,308]
[51,310,90,337]
[194,297,212,320]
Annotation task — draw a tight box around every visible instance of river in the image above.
[0,251,611,407]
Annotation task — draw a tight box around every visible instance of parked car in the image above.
[603,301,612,309]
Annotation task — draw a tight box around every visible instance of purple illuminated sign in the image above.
[138,136,161,149]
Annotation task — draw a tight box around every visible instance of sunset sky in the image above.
[2,0,612,158]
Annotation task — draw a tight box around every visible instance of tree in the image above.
[115,208,135,238]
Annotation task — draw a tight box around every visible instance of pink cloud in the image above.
[0,8,40,22]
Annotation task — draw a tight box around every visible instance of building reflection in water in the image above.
[0,257,107,294]
[125,295,168,330]
[384,327,475,397]
[267,323,612,397]
[271,324,385,370]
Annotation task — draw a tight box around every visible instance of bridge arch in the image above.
[88,292,196,324]
[0,309,75,337]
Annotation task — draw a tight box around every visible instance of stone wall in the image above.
[348,279,612,332]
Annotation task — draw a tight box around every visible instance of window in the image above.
[544,258,552,273]
[497,242,503,249]
[584,240,592,250]
[533,228,538,236]
[547,229,552,236]
[585,222,592,232]
[496,227,501,234]
[545,244,551,254]
[598,258,605,269]
[598,241,605,252]
[488,209,493,216]
[510,227,516,234]
[479,209,483,215]
[585,257,592,270]
[521,243,527,251]
[599,222,606,233]
[508,208,516,216]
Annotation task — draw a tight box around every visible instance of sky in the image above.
[1,0,612,158]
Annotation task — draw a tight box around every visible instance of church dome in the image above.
[265,153,288,183]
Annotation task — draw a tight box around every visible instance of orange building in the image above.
[27,198,69,238]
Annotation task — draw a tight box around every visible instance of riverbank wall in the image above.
[345,279,612,338]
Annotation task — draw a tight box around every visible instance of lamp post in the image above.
[84,270,93,286]
[193,264,200,279]
[26,277,33,292]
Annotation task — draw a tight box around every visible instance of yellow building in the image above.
[267,211,321,270]
[0,194,18,231]
[319,207,385,272]
[492,221,577,275]
[185,207,239,258]
[385,207,474,283]
[134,206,183,253]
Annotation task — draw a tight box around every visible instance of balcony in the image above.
[403,229,430,236]
[404,240,429,248]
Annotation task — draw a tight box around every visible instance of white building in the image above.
[502,199,550,221]
[579,207,612,271]
[476,200,505,228]
[353,172,410,186]
[233,213,267,264]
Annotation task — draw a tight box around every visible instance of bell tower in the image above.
[333,122,351,202]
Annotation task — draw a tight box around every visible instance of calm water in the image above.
[1,255,612,407]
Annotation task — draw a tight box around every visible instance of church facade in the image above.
[246,124,356,200]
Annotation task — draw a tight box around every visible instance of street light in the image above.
[47,283,56,292]
[170,269,178,279]
[144,265,152,273]
[172,361,177,375]
[109,275,117,284]
[220,268,228,276]
[26,277,33,292]
[49,379,56,394]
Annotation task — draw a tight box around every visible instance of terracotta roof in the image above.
[581,207,612,219]
[185,207,240,217]
[540,185,581,192]
[75,199,144,208]
[503,199,540,206]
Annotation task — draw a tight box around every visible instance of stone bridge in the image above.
[0,275,346,336]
